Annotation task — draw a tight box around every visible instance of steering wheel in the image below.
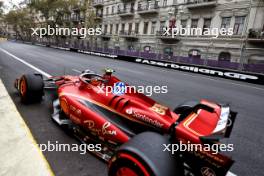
[79,73,106,84]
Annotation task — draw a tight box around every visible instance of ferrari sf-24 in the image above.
[14,68,237,176]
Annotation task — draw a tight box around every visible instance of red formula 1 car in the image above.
[15,69,237,176]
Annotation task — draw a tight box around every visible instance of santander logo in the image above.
[125,108,164,128]
[126,108,133,115]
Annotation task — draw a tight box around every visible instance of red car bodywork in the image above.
[55,75,225,145]
[15,71,236,175]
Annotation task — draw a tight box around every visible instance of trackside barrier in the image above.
[12,40,264,85]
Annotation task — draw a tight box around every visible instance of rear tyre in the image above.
[108,132,181,176]
[19,74,44,103]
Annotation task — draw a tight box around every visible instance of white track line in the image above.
[72,69,82,73]
[0,48,51,78]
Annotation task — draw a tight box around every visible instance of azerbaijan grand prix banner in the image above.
[81,50,264,85]
[133,58,264,85]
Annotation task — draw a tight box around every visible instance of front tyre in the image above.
[108,132,181,176]
[19,74,44,103]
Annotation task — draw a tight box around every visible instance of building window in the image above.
[146,1,150,10]
[124,3,127,11]
[110,24,113,34]
[135,23,139,34]
[191,19,198,28]
[188,49,201,59]
[203,18,211,34]
[131,3,135,12]
[164,47,173,56]
[115,24,119,34]
[163,0,167,7]
[151,21,156,34]
[144,46,151,52]
[128,23,132,33]
[106,7,109,15]
[181,20,187,28]
[128,45,134,50]
[121,23,125,32]
[160,21,166,31]
[117,5,120,13]
[218,52,231,62]
[112,6,115,14]
[143,22,149,34]
[169,19,176,28]
[104,25,108,34]
[138,2,142,10]
[233,16,245,35]
[221,17,231,29]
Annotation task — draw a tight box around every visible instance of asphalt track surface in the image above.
[0,41,263,176]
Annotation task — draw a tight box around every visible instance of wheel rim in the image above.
[116,167,138,176]
[112,153,150,176]
[20,78,27,96]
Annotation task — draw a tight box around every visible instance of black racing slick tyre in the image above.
[108,132,181,176]
[19,74,44,103]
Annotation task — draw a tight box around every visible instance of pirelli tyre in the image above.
[19,74,44,103]
[108,132,181,176]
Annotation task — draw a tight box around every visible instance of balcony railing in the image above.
[101,32,111,38]
[248,29,264,44]
[94,13,103,20]
[137,3,159,15]
[93,0,104,7]
[119,30,139,38]
[72,6,81,12]
[186,0,217,9]
[156,30,180,41]
[117,8,135,17]
[71,16,85,22]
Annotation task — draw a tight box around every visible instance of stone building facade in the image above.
[92,0,264,63]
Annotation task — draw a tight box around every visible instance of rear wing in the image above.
[200,107,237,143]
